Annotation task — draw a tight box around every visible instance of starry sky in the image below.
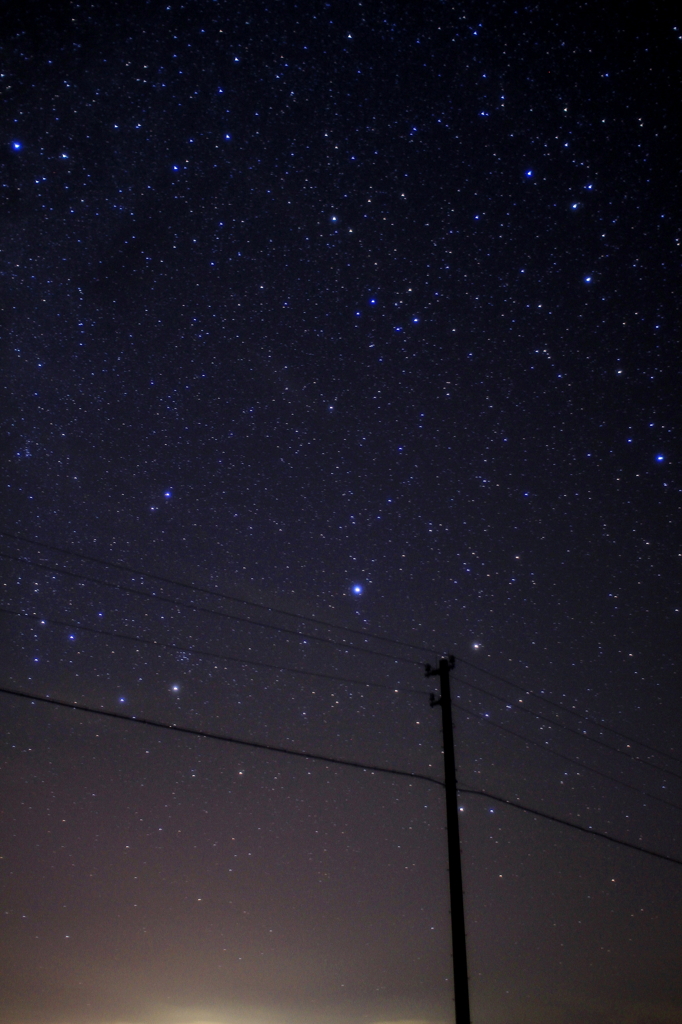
[1,2,680,1023]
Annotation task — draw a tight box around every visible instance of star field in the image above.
[1,3,680,1024]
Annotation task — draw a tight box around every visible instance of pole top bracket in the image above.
[425,655,455,678]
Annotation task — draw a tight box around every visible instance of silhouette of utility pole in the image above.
[427,655,471,1024]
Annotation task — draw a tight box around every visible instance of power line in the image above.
[2,683,679,869]
[453,699,682,812]
[458,788,682,867]
[4,597,676,808]
[0,528,434,656]
[6,583,678,812]
[456,674,682,782]
[3,599,676,789]
[0,550,419,667]
[0,684,442,786]
[17,546,667,770]
[0,605,427,697]
[4,528,675,770]
[0,606,429,697]
[458,657,682,770]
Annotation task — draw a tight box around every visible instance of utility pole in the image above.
[426,655,471,1024]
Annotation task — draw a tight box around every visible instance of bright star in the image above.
[12,141,22,150]
[655,454,665,462]
[351,584,363,595]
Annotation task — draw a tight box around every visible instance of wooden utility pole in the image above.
[426,655,471,1024]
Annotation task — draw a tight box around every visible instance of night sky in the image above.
[1,2,680,1023]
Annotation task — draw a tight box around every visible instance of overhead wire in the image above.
[0,549,419,666]
[0,528,434,656]
[452,699,682,812]
[3,527,677,769]
[0,605,430,697]
[457,656,682,769]
[455,673,682,782]
[456,788,682,867]
[3,599,678,808]
[1,683,679,869]
[0,684,442,785]
[3,594,678,783]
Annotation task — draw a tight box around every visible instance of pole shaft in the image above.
[437,657,471,1024]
